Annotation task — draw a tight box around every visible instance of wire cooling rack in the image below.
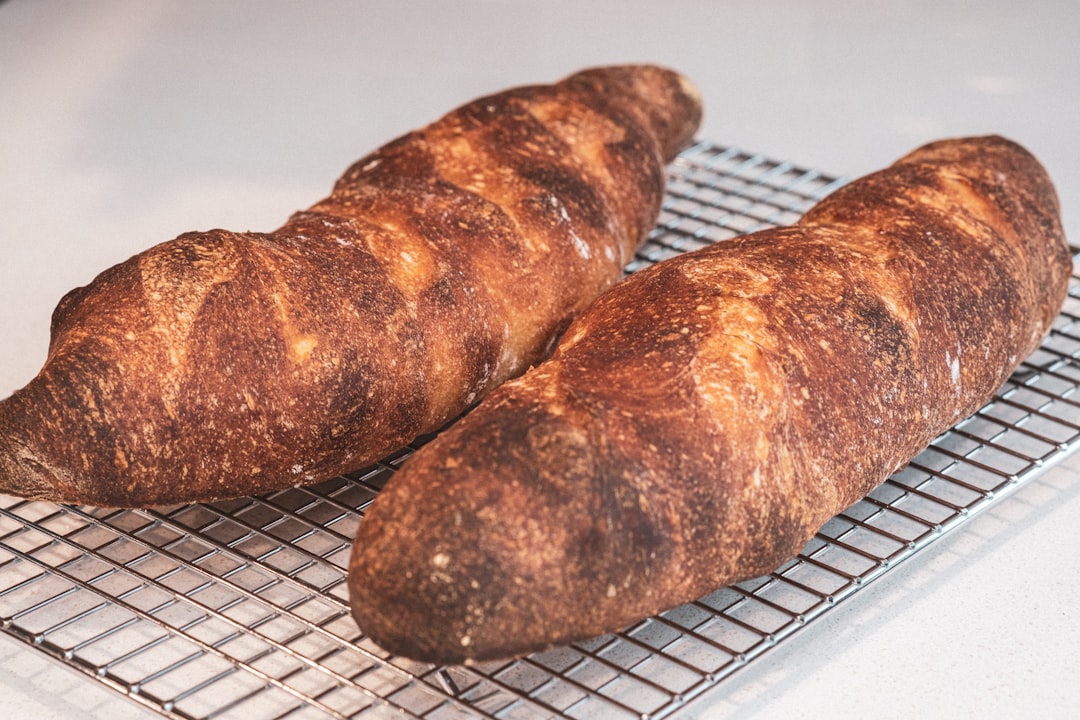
[2,140,1079,720]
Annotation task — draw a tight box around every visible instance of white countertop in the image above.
[2,1,1079,718]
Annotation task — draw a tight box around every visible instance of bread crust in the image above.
[0,65,702,506]
[347,135,1071,664]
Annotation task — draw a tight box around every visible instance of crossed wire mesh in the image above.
[2,140,1078,720]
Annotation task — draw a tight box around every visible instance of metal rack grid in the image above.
[2,140,1079,720]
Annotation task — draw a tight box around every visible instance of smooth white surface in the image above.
[2,1,1079,718]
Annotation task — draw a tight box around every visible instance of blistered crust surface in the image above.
[348,135,1071,664]
[0,65,703,506]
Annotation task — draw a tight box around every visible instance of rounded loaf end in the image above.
[346,415,587,664]
[347,381,682,665]
[567,64,703,162]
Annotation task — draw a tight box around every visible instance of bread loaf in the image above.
[0,65,702,507]
[348,135,1072,664]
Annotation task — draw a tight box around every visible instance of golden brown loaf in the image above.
[348,135,1072,665]
[0,65,702,506]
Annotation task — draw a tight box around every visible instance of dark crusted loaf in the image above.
[348,135,1071,664]
[0,65,702,506]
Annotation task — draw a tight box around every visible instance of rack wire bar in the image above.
[2,139,1079,720]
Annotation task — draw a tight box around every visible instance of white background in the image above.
[2,1,1079,718]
